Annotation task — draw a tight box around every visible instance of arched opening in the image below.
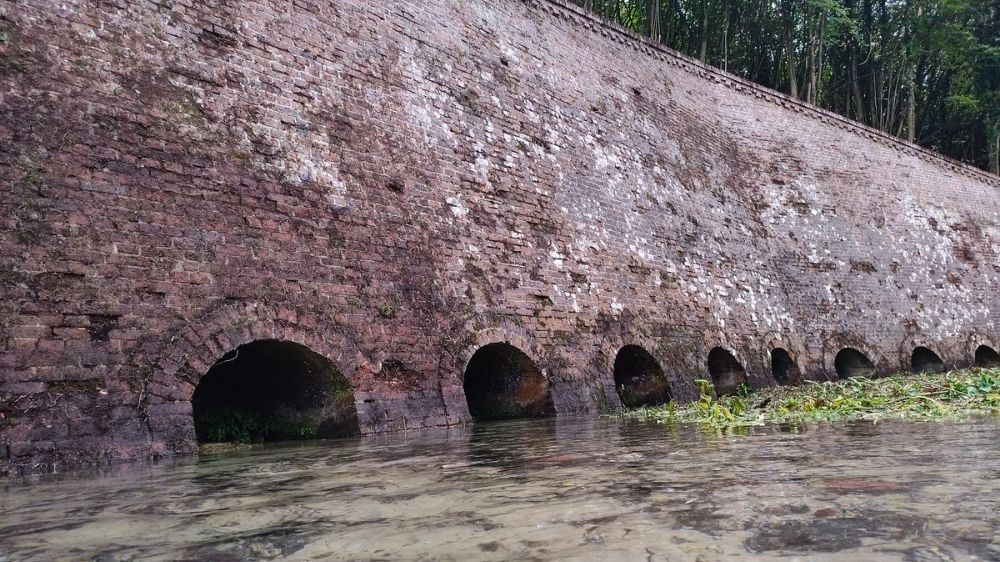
[911,346,945,374]
[975,345,1000,368]
[192,340,359,444]
[707,347,748,395]
[463,342,554,421]
[614,345,671,408]
[770,348,801,385]
[834,348,876,379]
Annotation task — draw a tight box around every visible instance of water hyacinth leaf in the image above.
[620,368,1000,427]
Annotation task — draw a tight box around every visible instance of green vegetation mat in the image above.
[622,368,1000,428]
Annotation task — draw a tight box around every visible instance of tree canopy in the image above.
[573,0,1000,174]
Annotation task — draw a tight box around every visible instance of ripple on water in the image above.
[0,418,998,561]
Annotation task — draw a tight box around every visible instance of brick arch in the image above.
[145,302,368,456]
[453,320,601,416]
[590,332,665,404]
[757,331,809,384]
[705,344,750,394]
[457,324,554,419]
[608,338,674,410]
[436,319,548,425]
[458,324,543,375]
[897,334,950,373]
[967,333,1000,367]
[596,333,664,378]
[821,334,882,379]
[700,333,752,381]
[702,336,751,370]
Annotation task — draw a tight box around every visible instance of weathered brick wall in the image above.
[1,0,997,473]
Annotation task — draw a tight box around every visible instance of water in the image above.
[2,418,998,561]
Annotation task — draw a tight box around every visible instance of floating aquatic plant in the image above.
[622,368,1000,428]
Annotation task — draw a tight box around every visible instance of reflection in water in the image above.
[1,418,998,561]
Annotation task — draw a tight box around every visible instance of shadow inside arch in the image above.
[192,339,359,443]
[770,347,802,385]
[834,348,876,379]
[911,346,945,374]
[708,347,748,395]
[614,345,671,408]
[975,345,1000,368]
[463,342,554,421]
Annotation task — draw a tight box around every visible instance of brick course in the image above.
[1,0,997,474]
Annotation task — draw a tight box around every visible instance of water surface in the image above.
[1,418,998,561]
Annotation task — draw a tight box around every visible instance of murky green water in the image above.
[2,418,998,561]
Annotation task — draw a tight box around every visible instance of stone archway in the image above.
[911,346,945,374]
[463,342,554,421]
[613,345,671,408]
[834,348,876,379]
[707,347,748,395]
[147,303,367,455]
[975,345,1000,368]
[770,348,802,385]
[192,339,359,444]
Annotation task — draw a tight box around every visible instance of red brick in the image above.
[0,0,996,475]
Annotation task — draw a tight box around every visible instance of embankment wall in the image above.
[1,0,997,473]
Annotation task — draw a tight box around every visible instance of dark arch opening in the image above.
[707,347,748,395]
[975,345,1000,368]
[911,346,945,374]
[834,348,876,379]
[770,348,801,385]
[192,339,359,444]
[614,345,672,408]
[463,342,554,421]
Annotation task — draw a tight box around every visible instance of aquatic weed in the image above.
[622,367,1000,428]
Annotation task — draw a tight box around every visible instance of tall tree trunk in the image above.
[646,0,662,42]
[664,0,675,45]
[849,45,865,121]
[804,9,813,103]
[905,66,915,141]
[814,16,826,105]
[863,0,875,126]
[700,0,709,62]
[990,126,1000,175]
[877,0,889,131]
[780,0,799,98]
[722,0,730,71]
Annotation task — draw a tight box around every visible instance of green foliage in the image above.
[623,368,1000,428]
[946,372,996,398]
[631,378,758,428]
[946,94,980,116]
[194,407,324,444]
[195,407,276,444]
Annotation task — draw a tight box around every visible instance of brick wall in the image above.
[1,0,997,474]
